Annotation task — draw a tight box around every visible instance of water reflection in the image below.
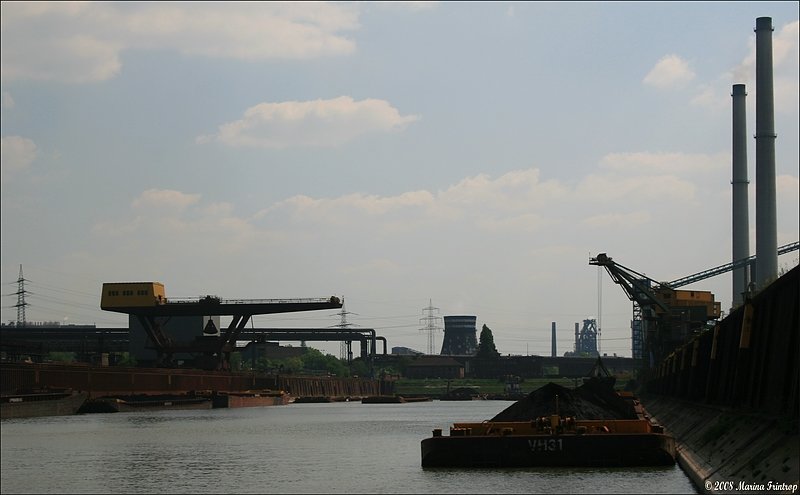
[1,401,697,494]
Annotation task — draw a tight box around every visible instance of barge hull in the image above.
[1,392,88,420]
[421,433,676,468]
[211,391,290,408]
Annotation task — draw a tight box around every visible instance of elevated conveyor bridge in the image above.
[101,282,344,369]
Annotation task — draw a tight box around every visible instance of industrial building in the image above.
[439,315,478,355]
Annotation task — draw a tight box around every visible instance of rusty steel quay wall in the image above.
[646,264,799,417]
[0,363,381,399]
[642,265,799,494]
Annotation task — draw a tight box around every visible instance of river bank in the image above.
[642,394,798,494]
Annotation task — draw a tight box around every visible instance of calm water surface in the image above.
[1,400,697,494]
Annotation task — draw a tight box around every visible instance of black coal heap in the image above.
[490,377,637,421]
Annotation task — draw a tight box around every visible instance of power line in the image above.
[330,297,358,361]
[13,265,28,326]
[419,299,442,355]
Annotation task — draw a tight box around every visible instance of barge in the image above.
[362,395,432,404]
[211,390,290,408]
[1,390,88,420]
[421,415,676,468]
[80,394,213,413]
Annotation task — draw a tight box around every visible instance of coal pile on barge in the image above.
[420,358,675,467]
[490,379,637,421]
[490,357,636,421]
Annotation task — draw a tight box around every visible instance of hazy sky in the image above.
[2,1,798,359]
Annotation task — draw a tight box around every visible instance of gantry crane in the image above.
[590,241,799,367]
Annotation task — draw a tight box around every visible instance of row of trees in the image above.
[244,347,372,378]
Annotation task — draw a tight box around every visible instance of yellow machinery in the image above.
[100,282,166,309]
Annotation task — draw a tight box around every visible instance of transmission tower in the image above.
[330,298,358,361]
[419,299,442,355]
[14,264,29,326]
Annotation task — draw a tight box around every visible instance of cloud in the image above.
[0,135,38,186]
[643,54,696,89]
[581,211,651,229]
[777,174,800,199]
[2,91,14,109]
[571,151,730,203]
[197,96,419,148]
[131,188,201,212]
[375,1,438,12]
[728,20,799,114]
[599,151,728,175]
[689,84,727,110]
[1,135,38,171]
[1,2,360,83]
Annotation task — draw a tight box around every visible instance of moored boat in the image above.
[421,415,675,468]
[80,394,213,413]
[1,390,88,420]
[422,357,675,468]
[362,395,433,404]
[211,390,290,408]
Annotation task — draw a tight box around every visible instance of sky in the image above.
[1,1,798,359]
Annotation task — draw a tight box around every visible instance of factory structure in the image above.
[1,17,796,383]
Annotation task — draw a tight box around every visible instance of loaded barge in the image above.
[422,358,676,468]
[421,414,675,468]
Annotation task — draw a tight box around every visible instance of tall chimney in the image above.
[575,322,579,353]
[731,84,750,306]
[754,17,778,286]
[551,322,556,358]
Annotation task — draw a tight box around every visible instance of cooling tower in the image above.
[440,315,478,355]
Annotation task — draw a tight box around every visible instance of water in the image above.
[1,400,697,494]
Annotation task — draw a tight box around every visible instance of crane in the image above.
[590,241,799,368]
[666,241,798,288]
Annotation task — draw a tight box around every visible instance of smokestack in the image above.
[551,322,556,358]
[575,322,579,353]
[754,16,778,286]
[731,84,750,306]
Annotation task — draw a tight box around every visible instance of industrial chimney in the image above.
[731,84,750,306]
[574,322,579,354]
[754,17,778,286]
[551,322,557,357]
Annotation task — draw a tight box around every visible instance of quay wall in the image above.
[641,265,799,493]
[0,363,382,399]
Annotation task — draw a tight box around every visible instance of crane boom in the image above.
[589,253,668,313]
[590,241,798,367]
[667,241,799,288]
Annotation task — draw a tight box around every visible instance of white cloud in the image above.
[600,151,728,175]
[574,151,730,204]
[728,20,799,114]
[1,135,37,171]
[2,91,14,108]
[375,1,438,12]
[581,211,651,229]
[777,174,799,199]
[643,54,696,89]
[198,96,419,148]
[773,21,799,69]
[131,188,201,212]
[0,2,360,83]
[689,84,728,111]
[576,173,697,202]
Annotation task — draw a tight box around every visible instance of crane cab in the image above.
[101,282,166,310]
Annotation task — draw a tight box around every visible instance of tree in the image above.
[116,352,137,367]
[477,324,500,359]
[46,352,75,363]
